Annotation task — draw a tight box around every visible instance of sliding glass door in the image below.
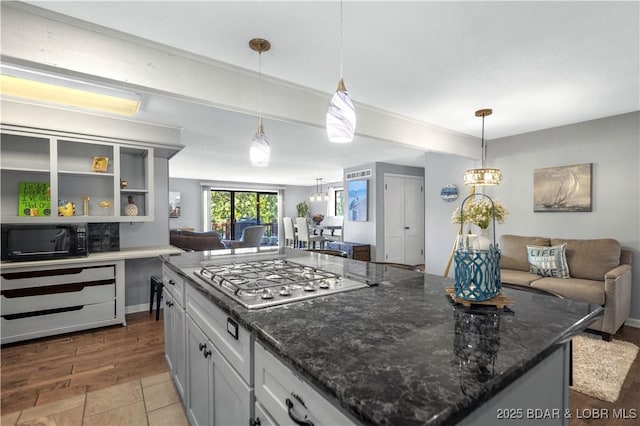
[210,189,278,245]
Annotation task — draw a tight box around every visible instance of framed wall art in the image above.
[91,156,109,172]
[533,163,592,212]
[347,179,368,221]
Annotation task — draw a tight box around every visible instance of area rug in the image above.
[571,334,639,402]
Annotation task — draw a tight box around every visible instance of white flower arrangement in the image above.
[451,198,509,230]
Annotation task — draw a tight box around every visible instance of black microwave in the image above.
[1,224,88,262]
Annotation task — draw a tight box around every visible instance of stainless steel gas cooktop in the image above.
[193,259,369,309]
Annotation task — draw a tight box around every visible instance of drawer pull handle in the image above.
[168,280,176,286]
[165,300,173,307]
[286,398,314,426]
[203,348,212,358]
[250,417,261,426]
[199,342,206,352]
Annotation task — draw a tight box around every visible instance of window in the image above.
[334,188,344,216]
[209,189,279,245]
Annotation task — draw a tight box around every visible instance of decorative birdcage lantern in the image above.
[453,194,502,301]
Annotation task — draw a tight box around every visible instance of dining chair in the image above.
[295,217,323,249]
[282,217,296,248]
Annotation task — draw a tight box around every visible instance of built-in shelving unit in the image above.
[1,125,154,223]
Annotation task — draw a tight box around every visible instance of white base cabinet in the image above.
[254,342,356,426]
[0,260,125,344]
[186,315,253,426]
[162,285,186,402]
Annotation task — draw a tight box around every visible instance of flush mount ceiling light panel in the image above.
[0,65,140,116]
[326,0,356,143]
[249,38,271,167]
[463,108,502,186]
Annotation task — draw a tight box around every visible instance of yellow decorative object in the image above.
[58,200,75,216]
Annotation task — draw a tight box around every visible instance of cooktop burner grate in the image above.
[192,258,369,309]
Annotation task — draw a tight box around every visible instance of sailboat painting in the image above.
[534,163,592,212]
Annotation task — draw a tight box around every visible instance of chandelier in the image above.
[463,109,502,186]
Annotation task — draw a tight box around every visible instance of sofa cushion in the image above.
[551,238,621,281]
[527,243,570,278]
[500,269,542,287]
[499,235,551,271]
[531,277,605,305]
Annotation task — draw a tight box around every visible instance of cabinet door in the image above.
[163,290,175,372]
[212,347,253,426]
[186,317,213,426]
[173,302,186,402]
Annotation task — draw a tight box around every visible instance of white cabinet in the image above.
[254,342,357,426]
[0,125,154,223]
[162,265,186,402]
[163,288,186,401]
[0,260,125,344]
[186,315,252,426]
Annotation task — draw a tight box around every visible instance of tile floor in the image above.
[0,372,188,426]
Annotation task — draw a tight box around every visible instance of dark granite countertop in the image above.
[162,249,602,426]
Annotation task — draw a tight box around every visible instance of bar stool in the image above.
[149,275,163,321]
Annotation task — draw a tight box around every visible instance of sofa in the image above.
[499,234,632,340]
[170,229,226,251]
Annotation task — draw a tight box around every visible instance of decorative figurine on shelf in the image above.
[124,194,138,216]
[120,179,128,189]
[82,196,90,216]
[98,200,112,216]
[57,200,76,216]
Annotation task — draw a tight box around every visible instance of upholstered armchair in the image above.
[228,225,266,248]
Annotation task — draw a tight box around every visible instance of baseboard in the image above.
[625,318,640,328]
[125,303,155,315]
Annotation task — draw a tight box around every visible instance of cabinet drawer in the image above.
[163,266,184,306]
[186,284,252,384]
[1,301,115,341]
[1,283,114,315]
[255,342,356,426]
[1,265,115,290]
[254,401,277,426]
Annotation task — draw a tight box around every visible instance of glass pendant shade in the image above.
[250,124,270,167]
[326,79,356,143]
[463,168,502,186]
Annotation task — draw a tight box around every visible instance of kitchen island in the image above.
[162,248,602,426]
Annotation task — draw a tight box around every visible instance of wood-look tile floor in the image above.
[1,311,187,425]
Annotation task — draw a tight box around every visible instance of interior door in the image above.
[403,177,424,265]
[384,176,405,263]
[383,174,425,265]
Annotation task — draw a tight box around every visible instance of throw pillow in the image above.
[527,243,570,278]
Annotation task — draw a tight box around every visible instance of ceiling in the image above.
[14,1,640,185]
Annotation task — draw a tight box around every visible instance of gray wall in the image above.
[424,152,475,276]
[168,177,204,231]
[123,157,169,308]
[488,112,639,321]
[424,112,639,322]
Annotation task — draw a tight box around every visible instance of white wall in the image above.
[487,112,640,321]
[424,153,476,276]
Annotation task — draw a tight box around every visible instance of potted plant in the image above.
[296,201,309,218]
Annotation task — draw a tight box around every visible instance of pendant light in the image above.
[326,0,356,143]
[249,38,271,167]
[463,109,502,186]
[310,178,329,202]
